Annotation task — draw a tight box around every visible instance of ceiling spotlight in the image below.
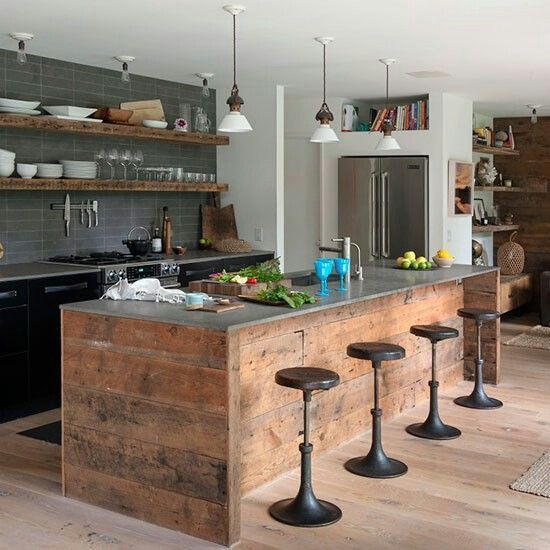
[218,5,252,133]
[114,55,135,83]
[9,33,34,65]
[376,58,400,151]
[196,72,214,98]
[527,104,541,124]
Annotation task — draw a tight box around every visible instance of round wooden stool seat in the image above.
[457,308,500,322]
[275,367,340,392]
[410,324,459,343]
[347,342,405,363]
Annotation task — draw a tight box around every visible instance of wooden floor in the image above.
[0,314,548,549]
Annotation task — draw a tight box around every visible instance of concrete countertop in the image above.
[61,262,499,332]
[0,250,274,283]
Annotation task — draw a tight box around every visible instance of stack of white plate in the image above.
[0,148,16,177]
[35,163,63,179]
[60,160,97,179]
[0,98,41,116]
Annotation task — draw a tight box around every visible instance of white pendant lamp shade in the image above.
[376,134,401,151]
[218,111,253,132]
[311,123,339,143]
[375,58,400,151]
[218,5,252,133]
[310,37,338,143]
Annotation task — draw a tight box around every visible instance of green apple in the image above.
[426,261,433,269]
[404,251,416,261]
[411,261,419,270]
[418,262,427,270]
[401,259,411,269]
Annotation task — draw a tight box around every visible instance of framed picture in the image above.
[448,160,474,216]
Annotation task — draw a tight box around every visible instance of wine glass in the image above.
[333,258,350,291]
[120,149,132,180]
[105,148,119,179]
[131,150,144,180]
[314,258,333,297]
[94,149,105,179]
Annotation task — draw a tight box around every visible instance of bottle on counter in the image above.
[151,227,162,253]
[162,206,172,254]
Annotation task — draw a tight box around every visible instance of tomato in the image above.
[247,277,257,284]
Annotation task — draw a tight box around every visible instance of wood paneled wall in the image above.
[494,117,550,294]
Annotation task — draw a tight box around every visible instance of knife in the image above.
[64,194,71,237]
[92,200,98,227]
[86,200,92,228]
[80,201,85,225]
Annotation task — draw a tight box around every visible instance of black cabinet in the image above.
[28,273,99,402]
[0,280,29,413]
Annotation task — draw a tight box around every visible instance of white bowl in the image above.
[432,256,455,268]
[0,164,14,177]
[43,106,97,118]
[0,148,16,159]
[16,163,37,179]
[142,119,168,129]
[0,97,40,110]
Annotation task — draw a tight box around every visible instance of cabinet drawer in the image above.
[0,280,27,308]
[0,304,28,355]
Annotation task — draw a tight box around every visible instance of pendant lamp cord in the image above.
[233,14,237,87]
[385,64,389,109]
[323,43,327,105]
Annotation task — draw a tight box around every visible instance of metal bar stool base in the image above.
[345,452,408,479]
[454,394,503,409]
[406,420,461,440]
[269,496,342,528]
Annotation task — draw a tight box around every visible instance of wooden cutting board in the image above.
[187,301,245,313]
[120,99,165,125]
[201,204,238,246]
[188,279,291,297]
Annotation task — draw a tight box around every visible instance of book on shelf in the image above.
[369,99,429,131]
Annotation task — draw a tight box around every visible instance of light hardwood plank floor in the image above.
[0,315,548,549]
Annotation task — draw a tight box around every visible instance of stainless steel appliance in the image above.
[338,156,428,261]
[46,252,181,292]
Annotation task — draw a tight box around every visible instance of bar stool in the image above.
[454,308,503,409]
[344,343,408,478]
[268,367,342,527]
[406,325,461,440]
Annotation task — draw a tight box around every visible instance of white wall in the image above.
[216,85,285,267]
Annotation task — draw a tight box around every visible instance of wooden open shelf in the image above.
[475,186,534,193]
[0,114,229,146]
[473,144,519,156]
[472,224,520,234]
[0,177,228,193]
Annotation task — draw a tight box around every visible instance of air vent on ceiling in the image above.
[407,70,451,78]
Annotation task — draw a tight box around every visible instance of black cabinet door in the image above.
[179,260,224,287]
[28,273,99,400]
[0,352,29,413]
[222,254,274,273]
[0,304,28,357]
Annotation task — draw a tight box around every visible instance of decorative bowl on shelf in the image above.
[432,256,455,268]
[143,119,168,129]
[16,163,37,179]
[43,106,97,118]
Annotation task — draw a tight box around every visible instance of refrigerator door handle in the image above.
[371,171,379,257]
[381,171,390,258]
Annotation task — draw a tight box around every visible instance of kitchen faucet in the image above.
[319,236,364,284]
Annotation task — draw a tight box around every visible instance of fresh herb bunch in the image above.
[210,258,284,284]
[257,285,316,309]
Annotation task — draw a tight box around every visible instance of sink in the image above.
[288,271,338,287]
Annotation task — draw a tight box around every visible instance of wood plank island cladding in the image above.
[60,262,499,546]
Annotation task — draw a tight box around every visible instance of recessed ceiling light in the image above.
[407,70,451,78]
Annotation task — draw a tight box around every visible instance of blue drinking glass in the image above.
[314,258,333,297]
[333,258,350,291]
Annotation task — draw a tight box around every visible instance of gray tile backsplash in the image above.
[0,49,216,264]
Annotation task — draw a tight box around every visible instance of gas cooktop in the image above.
[47,251,165,266]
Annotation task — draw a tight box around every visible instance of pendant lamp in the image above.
[376,58,400,151]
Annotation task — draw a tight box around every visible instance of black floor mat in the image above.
[17,421,61,445]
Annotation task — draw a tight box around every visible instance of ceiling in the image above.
[3,0,550,116]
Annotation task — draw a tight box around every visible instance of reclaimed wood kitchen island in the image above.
[60,263,500,546]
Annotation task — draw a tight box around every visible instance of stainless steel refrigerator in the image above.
[338,156,428,261]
